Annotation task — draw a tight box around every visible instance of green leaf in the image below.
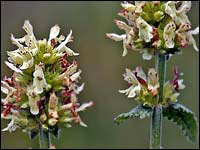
[163,103,198,143]
[114,105,152,125]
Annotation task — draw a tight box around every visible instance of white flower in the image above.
[77,101,94,112]
[70,69,82,82]
[55,30,79,56]
[5,61,23,74]
[106,33,129,56]
[10,34,34,70]
[114,20,131,33]
[136,17,153,42]
[7,50,23,65]
[121,3,136,12]
[142,49,152,60]
[106,33,126,42]
[163,21,176,48]
[33,63,47,94]
[147,68,159,96]
[177,79,185,90]
[2,118,17,132]
[48,92,59,119]
[119,84,141,98]
[186,27,199,51]
[165,1,191,26]
[119,68,142,98]
[176,1,191,14]
[27,86,40,115]
[135,1,146,13]
[48,25,60,45]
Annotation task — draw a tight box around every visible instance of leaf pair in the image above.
[114,103,198,143]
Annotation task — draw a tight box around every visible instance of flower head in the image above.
[119,66,185,107]
[107,1,199,59]
[1,20,93,138]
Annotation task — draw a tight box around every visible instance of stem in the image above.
[150,52,167,149]
[38,123,51,149]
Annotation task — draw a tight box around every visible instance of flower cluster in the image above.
[106,1,199,60]
[119,66,185,107]
[1,20,93,135]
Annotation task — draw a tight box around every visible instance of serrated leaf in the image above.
[163,103,198,143]
[29,130,38,139]
[114,105,152,125]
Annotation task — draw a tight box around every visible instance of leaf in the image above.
[163,103,198,143]
[29,130,38,139]
[114,105,153,125]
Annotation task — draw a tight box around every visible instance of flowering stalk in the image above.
[108,1,199,149]
[1,20,94,149]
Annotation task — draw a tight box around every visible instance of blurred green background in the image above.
[1,1,199,149]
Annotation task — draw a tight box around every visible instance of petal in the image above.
[22,20,33,36]
[2,119,17,132]
[7,51,23,64]
[48,25,60,45]
[136,17,153,42]
[77,101,94,112]
[178,79,185,90]
[70,69,82,82]
[177,1,191,14]
[142,50,152,60]
[10,34,24,50]
[56,30,73,51]
[122,39,128,56]
[121,3,136,12]
[106,33,126,41]
[60,46,79,56]
[5,61,23,74]
[186,32,199,51]
[124,68,139,84]
[74,83,85,94]
[165,1,177,19]
[114,20,131,32]
[163,21,176,48]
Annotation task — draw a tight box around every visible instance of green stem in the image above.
[38,123,51,149]
[150,52,167,149]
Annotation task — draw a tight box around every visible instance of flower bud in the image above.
[48,118,58,126]
[154,11,164,22]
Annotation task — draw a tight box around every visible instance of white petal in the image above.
[165,1,177,19]
[106,33,126,41]
[74,83,85,94]
[23,20,33,36]
[122,39,128,56]
[80,120,87,127]
[178,79,185,90]
[177,1,191,14]
[56,30,73,51]
[2,119,17,132]
[136,17,153,42]
[121,3,136,12]
[60,46,79,56]
[11,34,24,50]
[142,50,152,60]
[77,101,94,112]
[70,70,82,82]
[48,25,60,45]
[163,21,176,48]
[5,61,23,74]
[189,27,199,35]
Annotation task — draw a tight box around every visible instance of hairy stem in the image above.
[150,52,167,149]
[39,123,51,149]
